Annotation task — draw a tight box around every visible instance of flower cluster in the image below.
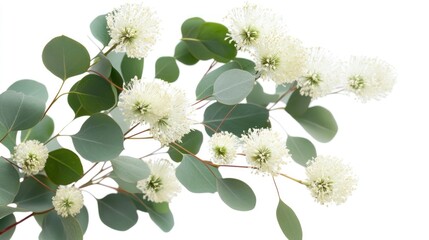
[52,186,84,217]
[118,77,192,145]
[225,3,395,101]
[12,140,48,175]
[137,159,181,203]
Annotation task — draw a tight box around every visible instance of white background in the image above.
[1,0,429,239]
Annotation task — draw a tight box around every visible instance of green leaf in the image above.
[0,124,16,153]
[0,160,20,205]
[109,107,128,133]
[217,178,256,211]
[0,90,45,131]
[0,206,27,220]
[89,53,112,79]
[167,130,203,162]
[286,136,317,166]
[276,82,296,104]
[203,102,270,136]
[132,196,174,232]
[7,79,49,103]
[45,148,83,185]
[98,194,138,231]
[39,211,83,240]
[109,67,124,95]
[42,35,90,80]
[176,155,221,193]
[246,82,278,107]
[71,113,124,162]
[277,200,303,240]
[155,56,179,82]
[21,116,54,143]
[213,69,255,105]
[111,156,150,183]
[90,14,111,46]
[75,206,89,234]
[110,172,141,193]
[121,55,144,84]
[107,52,125,73]
[181,17,205,37]
[0,214,16,240]
[13,175,56,212]
[285,90,311,118]
[295,106,338,143]
[196,58,256,100]
[174,41,199,65]
[68,74,116,117]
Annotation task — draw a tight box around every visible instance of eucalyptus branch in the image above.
[43,81,66,118]
[0,208,53,236]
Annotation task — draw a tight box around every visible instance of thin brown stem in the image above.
[123,123,139,136]
[268,85,297,110]
[203,60,217,76]
[215,104,238,133]
[88,69,123,91]
[0,208,53,235]
[43,81,65,118]
[272,176,281,199]
[29,175,55,192]
[124,129,150,139]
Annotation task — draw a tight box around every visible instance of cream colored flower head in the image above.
[241,128,290,175]
[209,131,239,164]
[297,47,341,98]
[52,186,84,217]
[344,56,395,102]
[137,159,181,203]
[12,140,48,175]
[106,3,160,59]
[306,155,357,205]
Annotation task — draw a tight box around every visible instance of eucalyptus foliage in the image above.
[0,3,394,240]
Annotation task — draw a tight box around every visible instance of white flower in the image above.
[241,128,289,175]
[254,36,307,85]
[106,3,159,59]
[209,131,239,164]
[344,56,395,102]
[118,78,172,125]
[12,140,48,175]
[305,155,357,205]
[137,159,181,203]
[224,2,285,51]
[297,48,341,98]
[52,186,84,217]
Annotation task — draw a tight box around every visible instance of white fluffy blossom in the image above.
[297,48,341,98]
[224,2,285,51]
[209,131,239,164]
[12,140,48,175]
[118,78,192,145]
[137,159,181,203]
[52,186,84,217]
[344,56,395,102]
[106,3,159,59]
[254,36,307,85]
[306,155,357,205]
[241,128,290,175]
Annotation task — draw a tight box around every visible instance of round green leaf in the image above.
[174,41,199,65]
[98,194,138,231]
[203,102,270,136]
[0,214,16,240]
[181,17,205,37]
[111,156,150,183]
[131,195,174,232]
[39,211,83,240]
[0,160,20,205]
[286,136,317,166]
[246,82,278,107]
[176,155,222,193]
[213,69,255,105]
[277,200,303,240]
[295,106,338,143]
[90,14,111,46]
[13,175,56,212]
[21,116,54,143]
[121,55,144,84]
[285,90,311,118]
[110,172,141,193]
[217,178,256,211]
[155,56,179,82]
[7,79,49,103]
[42,35,90,80]
[71,113,124,162]
[68,74,116,117]
[45,148,84,185]
[0,90,45,131]
[167,130,203,162]
[75,206,89,234]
